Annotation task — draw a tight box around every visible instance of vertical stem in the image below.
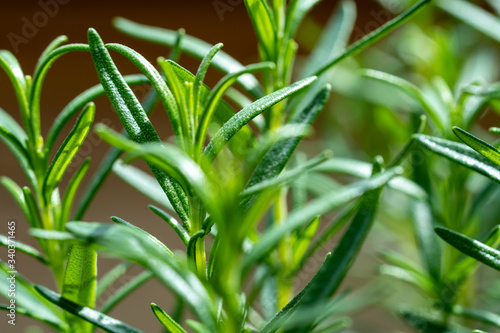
[275,188,292,309]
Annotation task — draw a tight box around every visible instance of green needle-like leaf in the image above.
[247,84,329,188]
[35,285,143,333]
[313,0,432,76]
[360,69,447,133]
[193,43,224,116]
[30,43,90,141]
[438,0,500,43]
[105,43,182,144]
[435,227,500,272]
[151,303,187,333]
[88,28,189,224]
[204,76,317,162]
[112,160,174,212]
[0,50,29,131]
[111,216,174,257]
[195,61,274,157]
[286,0,323,39]
[44,102,95,198]
[149,205,190,246]
[414,134,500,184]
[300,0,356,78]
[0,107,27,143]
[60,158,90,230]
[244,0,277,60]
[411,200,441,281]
[453,127,500,166]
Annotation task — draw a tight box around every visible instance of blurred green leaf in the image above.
[0,235,47,264]
[62,245,97,332]
[100,271,153,314]
[438,0,500,43]
[244,166,402,272]
[65,221,218,329]
[247,84,329,188]
[0,263,67,331]
[244,0,276,60]
[44,103,95,198]
[151,302,187,333]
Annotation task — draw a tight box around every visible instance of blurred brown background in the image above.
[0,0,405,332]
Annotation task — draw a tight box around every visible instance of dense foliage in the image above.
[2,0,500,332]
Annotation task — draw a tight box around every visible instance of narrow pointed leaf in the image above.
[44,103,95,197]
[414,134,500,183]
[193,43,224,116]
[313,0,431,76]
[0,51,29,127]
[35,35,68,74]
[286,168,387,332]
[149,205,190,246]
[0,125,31,170]
[0,107,27,143]
[244,0,276,60]
[247,84,329,188]
[300,0,356,78]
[151,303,187,333]
[60,158,90,229]
[286,0,323,39]
[195,61,274,156]
[437,0,500,43]
[111,216,174,257]
[360,69,447,132]
[435,227,500,272]
[30,44,90,139]
[242,151,331,197]
[105,43,182,144]
[453,127,500,166]
[411,200,441,280]
[88,28,189,223]
[62,244,97,332]
[204,76,317,162]
[35,285,143,333]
